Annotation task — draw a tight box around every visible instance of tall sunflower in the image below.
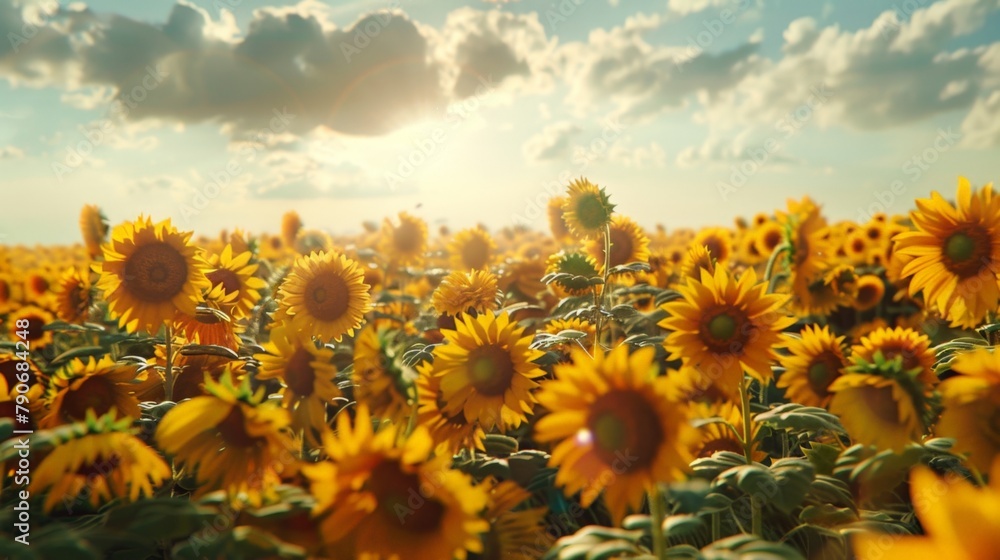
[79,204,109,259]
[277,251,371,342]
[561,178,615,240]
[155,372,295,506]
[95,216,211,334]
[534,345,699,523]
[41,356,144,429]
[777,325,849,408]
[660,267,795,398]
[936,348,1000,473]
[303,404,489,560]
[380,211,428,267]
[894,178,1000,327]
[431,311,545,431]
[431,269,499,318]
[30,411,171,513]
[256,325,341,444]
[449,227,498,271]
[54,266,92,324]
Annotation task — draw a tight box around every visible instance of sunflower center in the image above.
[943,227,992,278]
[460,236,491,270]
[575,194,611,230]
[698,437,744,458]
[217,405,261,449]
[77,454,121,478]
[62,376,115,422]
[21,316,47,342]
[806,353,842,398]
[304,273,350,322]
[467,344,515,397]
[0,280,10,302]
[369,461,445,533]
[29,275,49,294]
[762,229,782,251]
[702,238,724,262]
[707,313,737,341]
[285,346,317,397]
[856,385,900,425]
[587,390,664,470]
[123,242,189,303]
[206,268,242,295]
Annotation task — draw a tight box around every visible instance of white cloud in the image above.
[0,145,25,159]
[522,120,581,162]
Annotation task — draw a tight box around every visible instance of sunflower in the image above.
[95,216,211,334]
[853,459,1000,559]
[584,215,650,273]
[205,244,266,320]
[281,210,303,247]
[680,244,717,281]
[545,251,599,298]
[30,411,171,513]
[54,267,92,324]
[561,178,615,239]
[660,267,795,398]
[777,325,849,408]
[854,274,886,311]
[754,221,785,258]
[449,228,497,271]
[40,356,145,429]
[431,311,544,431]
[693,227,733,264]
[380,211,428,266]
[24,269,52,302]
[256,325,341,444]
[353,325,414,425]
[416,361,486,453]
[277,251,371,342]
[499,255,548,301]
[543,317,596,350]
[851,327,936,383]
[788,265,856,317]
[0,274,19,313]
[155,372,295,506]
[481,479,552,560]
[548,196,572,242]
[7,305,55,350]
[534,345,698,523]
[894,178,1000,327]
[690,400,765,462]
[303,404,489,560]
[134,350,246,402]
[79,204,109,259]
[431,269,499,318]
[936,348,1000,473]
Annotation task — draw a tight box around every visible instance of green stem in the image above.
[648,488,668,560]
[739,375,764,537]
[711,512,721,542]
[593,222,612,354]
[763,243,790,291]
[751,495,763,537]
[164,325,175,402]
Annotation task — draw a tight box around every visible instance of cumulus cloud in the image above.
[522,121,581,162]
[960,90,1000,148]
[0,145,25,159]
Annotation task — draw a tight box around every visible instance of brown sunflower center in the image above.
[217,405,261,448]
[856,281,882,307]
[285,346,317,397]
[943,227,991,278]
[206,268,242,294]
[587,390,664,470]
[123,242,189,303]
[762,229,782,251]
[0,280,10,302]
[607,227,635,267]
[856,385,899,425]
[77,454,121,478]
[698,436,744,458]
[29,275,49,294]
[460,236,491,270]
[467,344,514,396]
[702,238,725,262]
[369,461,445,533]
[806,353,842,398]
[20,316,47,342]
[304,272,350,322]
[63,376,115,421]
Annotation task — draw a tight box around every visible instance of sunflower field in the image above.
[2,177,1000,560]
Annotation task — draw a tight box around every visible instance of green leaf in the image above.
[179,344,240,360]
[799,504,858,526]
[755,403,846,435]
[801,442,841,476]
[49,345,109,367]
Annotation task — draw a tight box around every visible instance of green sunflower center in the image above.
[587,390,664,470]
[592,413,628,453]
[708,313,737,341]
[942,227,993,278]
[467,344,515,397]
[945,232,976,263]
[575,194,612,231]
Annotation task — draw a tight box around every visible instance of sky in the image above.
[1,0,999,244]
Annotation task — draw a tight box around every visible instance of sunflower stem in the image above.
[164,324,175,402]
[648,487,668,560]
[739,375,764,537]
[593,222,613,353]
[763,243,790,292]
[711,511,721,542]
